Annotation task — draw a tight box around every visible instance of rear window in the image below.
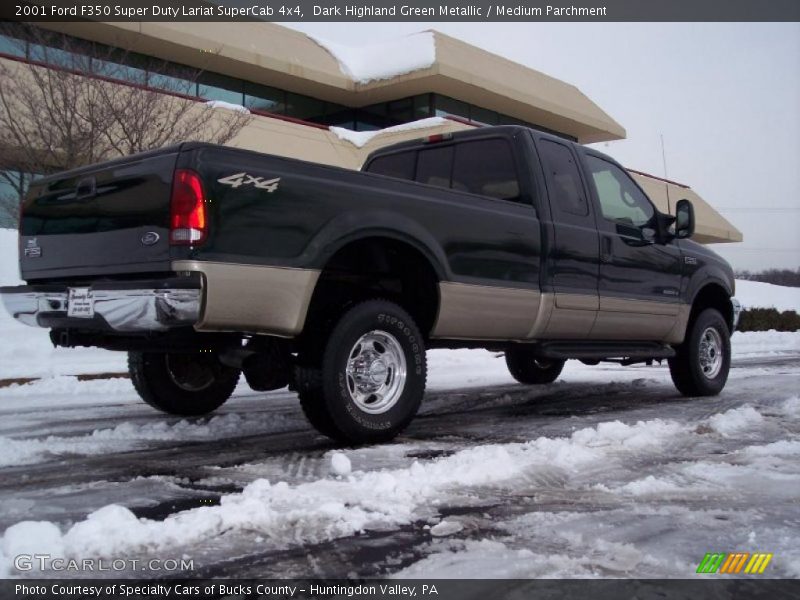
[367,151,415,180]
[452,139,521,203]
[416,146,453,189]
[367,137,523,203]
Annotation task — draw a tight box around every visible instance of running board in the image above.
[535,341,675,361]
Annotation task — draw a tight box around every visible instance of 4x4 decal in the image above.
[217,172,280,193]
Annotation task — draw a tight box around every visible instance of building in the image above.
[0,20,741,243]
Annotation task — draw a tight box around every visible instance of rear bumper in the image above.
[0,277,201,333]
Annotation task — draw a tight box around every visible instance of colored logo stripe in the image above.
[720,553,749,574]
[697,553,726,573]
[744,553,773,574]
[696,552,773,574]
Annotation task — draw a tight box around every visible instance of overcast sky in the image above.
[287,22,800,272]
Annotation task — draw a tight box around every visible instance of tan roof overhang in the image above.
[39,21,625,143]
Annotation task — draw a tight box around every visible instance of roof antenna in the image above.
[660,133,671,214]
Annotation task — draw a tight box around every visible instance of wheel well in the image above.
[691,283,734,332]
[303,237,440,344]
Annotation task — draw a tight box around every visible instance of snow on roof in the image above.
[308,31,436,84]
[205,100,250,114]
[329,117,449,148]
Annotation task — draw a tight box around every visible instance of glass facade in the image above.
[0,170,39,229]
[0,22,573,139]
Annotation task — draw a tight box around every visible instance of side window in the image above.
[367,151,416,181]
[538,139,588,216]
[451,139,522,202]
[586,155,655,227]
[416,146,453,189]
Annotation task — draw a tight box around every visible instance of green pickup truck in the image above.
[1,126,740,443]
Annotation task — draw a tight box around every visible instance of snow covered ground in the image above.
[0,347,798,578]
[734,279,800,312]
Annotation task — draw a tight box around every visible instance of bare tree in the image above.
[0,171,30,226]
[0,24,252,223]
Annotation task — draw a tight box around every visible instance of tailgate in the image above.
[19,148,180,281]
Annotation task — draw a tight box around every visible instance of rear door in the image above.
[580,150,682,340]
[534,135,600,339]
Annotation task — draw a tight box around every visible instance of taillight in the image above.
[170,169,207,245]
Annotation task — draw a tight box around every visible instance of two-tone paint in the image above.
[9,126,735,346]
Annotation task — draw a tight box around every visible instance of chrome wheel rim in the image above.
[166,354,215,392]
[345,330,407,414]
[699,327,724,379]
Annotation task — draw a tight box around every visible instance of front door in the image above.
[580,151,683,340]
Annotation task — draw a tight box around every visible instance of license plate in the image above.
[67,288,94,318]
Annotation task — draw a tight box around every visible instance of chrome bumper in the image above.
[1,287,201,332]
[731,297,742,330]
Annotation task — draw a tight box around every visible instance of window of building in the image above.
[366,151,416,181]
[585,155,654,227]
[144,59,197,94]
[244,82,285,113]
[90,49,149,85]
[434,95,470,121]
[285,93,326,120]
[538,139,588,216]
[0,31,26,58]
[416,146,453,189]
[147,72,196,95]
[470,105,499,126]
[0,169,39,228]
[197,72,244,105]
[386,97,414,124]
[451,139,521,202]
[413,94,432,120]
[319,108,356,129]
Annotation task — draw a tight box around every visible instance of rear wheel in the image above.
[128,351,240,416]
[505,347,565,384]
[668,308,731,396]
[297,300,426,444]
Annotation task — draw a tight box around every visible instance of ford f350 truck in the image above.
[0,126,741,443]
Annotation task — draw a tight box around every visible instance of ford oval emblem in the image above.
[141,231,160,246]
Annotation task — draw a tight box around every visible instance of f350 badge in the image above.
[217,172,280,193]
[24,238,41,258]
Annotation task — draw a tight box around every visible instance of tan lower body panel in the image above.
[172,260,320,337]
[431,282,540,340]
[542,292,599,339]
[591,296,684,340]
[432,281,690,344]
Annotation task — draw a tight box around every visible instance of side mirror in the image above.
[675,199,695,239]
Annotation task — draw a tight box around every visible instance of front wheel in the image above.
[505,347,565,384]
[298,300,427,444]
[128,351,240,416]
[668,308,731,396]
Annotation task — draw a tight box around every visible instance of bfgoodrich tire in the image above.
[668,308,731,397]
[299,300,427,444]
[128,352,240,416]
[505,347,565,385]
